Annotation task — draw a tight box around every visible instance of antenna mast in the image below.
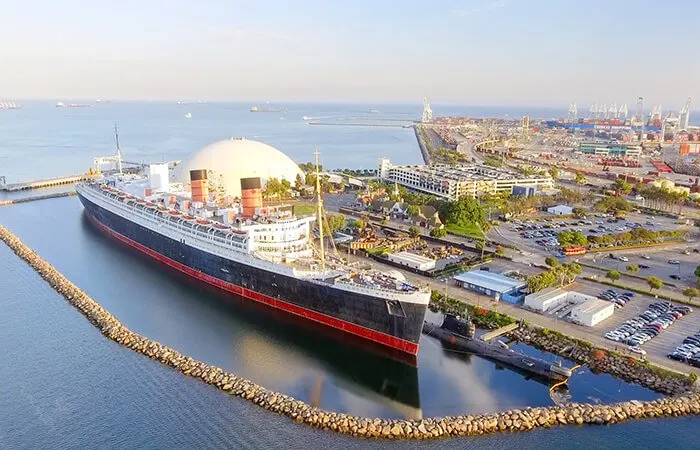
[114,123,123,174]
[314,146,326,272]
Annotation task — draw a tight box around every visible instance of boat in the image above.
[76,143,429,356]
[0,101,21,110]
[56,102,91,108]
[184,112,192,119]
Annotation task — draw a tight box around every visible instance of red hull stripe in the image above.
[87,213,419,355]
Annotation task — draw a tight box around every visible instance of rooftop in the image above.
[389,251,435,265]
[524,286,566,303]
[571,298,614,315]
[453,270,527,293]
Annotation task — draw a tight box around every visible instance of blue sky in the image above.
[1,0,698,107]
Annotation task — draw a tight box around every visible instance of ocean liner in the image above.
[76,139,429,355]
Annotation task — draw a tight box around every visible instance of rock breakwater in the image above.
[2,224,700,440]
[511,327,696,396]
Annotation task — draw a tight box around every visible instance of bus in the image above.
[563,246,586,256]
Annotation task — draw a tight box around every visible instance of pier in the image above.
[480,323,521,342]
[0,191,76,207]
[0,174,92,191]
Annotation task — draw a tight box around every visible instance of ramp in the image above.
[480,323,520,341]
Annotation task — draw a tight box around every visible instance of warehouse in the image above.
[570,299,615,327]
[453,270,526,301]
[546,204,573,216]
[523,287,568,312]
[386,251,436,271]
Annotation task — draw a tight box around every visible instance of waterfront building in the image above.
[387,252,436,271]
[378,158,553,201]
[453,270,527,301]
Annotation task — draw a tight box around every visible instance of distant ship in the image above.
[0,101,21,110]
[184,112,192,119]
[95,99,111,104]
[368,109,380,114]
[56,102,90,108]
[251,105,287,113]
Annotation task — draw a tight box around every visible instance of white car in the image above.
[618,256,629,262]
[641,255,651,260]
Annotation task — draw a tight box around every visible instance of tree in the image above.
[574,171,586,189]
[548,167,559,181]
[606,270,621,284]
[572,207,587,219]
[430,227,446,238]
[647,276,663,293]
[295,173,304,189]
[682,287,699,302]
[544,256,559,268]
[626,264,640,273]
[557,231,588,248]
[555,188,585,205]
[594,195,633,216]
[408,226,420,238]
[325,215,346,235]
[612,178,632,196]
[495,246,505,255]
[695,266,700,283]
[441,197,487,228]
[406,205,420,217]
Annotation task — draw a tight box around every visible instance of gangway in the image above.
[480,322,520,341]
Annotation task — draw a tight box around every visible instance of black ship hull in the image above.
[77,192,426,354]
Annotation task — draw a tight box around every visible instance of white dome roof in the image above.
[176,138,304,198]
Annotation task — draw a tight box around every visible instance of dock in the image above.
[480,323,521,341]
[0,191,77,207]
[0,174,92,191]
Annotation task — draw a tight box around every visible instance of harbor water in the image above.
[0,102,698,448]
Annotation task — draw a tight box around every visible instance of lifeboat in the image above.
[196,219,210,225]
[182,214,195,220]
[214,223,228,229]
[168,210,181,216]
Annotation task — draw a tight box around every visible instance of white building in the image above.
[387,251,436,271]
[570,299,615,327]
[547,204,573,216]
[378,158,553,201]
[524,287,568,312]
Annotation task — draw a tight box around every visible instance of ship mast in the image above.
[314,146,326,272]
[114,123,123,174]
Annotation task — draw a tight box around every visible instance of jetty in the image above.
[0,174,92,191]
[480,323,520,342]
[0,191,76,207]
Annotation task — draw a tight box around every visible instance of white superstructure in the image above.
[75,169,429,304]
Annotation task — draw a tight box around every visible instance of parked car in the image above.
[639,264,650,269]
[670,274,682,280]
[668,260,680,265]
[641,255,651,260]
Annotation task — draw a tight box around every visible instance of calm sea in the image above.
[0,102,697,448]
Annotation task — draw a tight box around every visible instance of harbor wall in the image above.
[0,191,76,207]
[413,126,432,165]
[1,224,700,440]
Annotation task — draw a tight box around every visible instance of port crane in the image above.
[678,97,691,130]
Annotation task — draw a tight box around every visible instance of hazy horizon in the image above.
[2,0,699,109]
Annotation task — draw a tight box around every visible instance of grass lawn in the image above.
[293,204,316,217]
[444,223,486,240]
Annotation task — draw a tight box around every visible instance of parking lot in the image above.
[581,245,700,292]
[571,280,699,365]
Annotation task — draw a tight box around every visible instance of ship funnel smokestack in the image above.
[241,177,263,217]
[190,169,209,203]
